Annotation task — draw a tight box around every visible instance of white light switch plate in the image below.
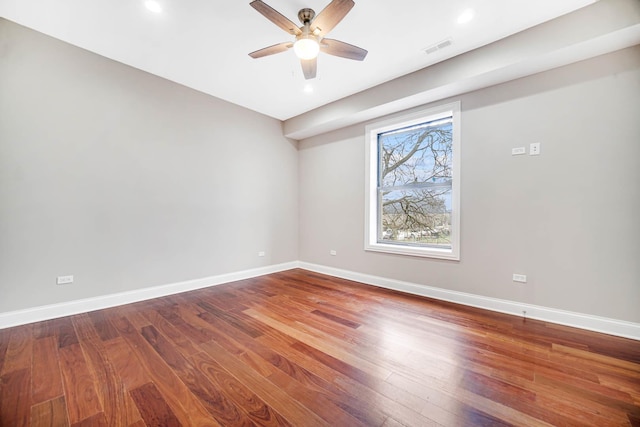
[529,142,541,156]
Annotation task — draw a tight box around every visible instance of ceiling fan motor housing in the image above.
[298,8,315,24]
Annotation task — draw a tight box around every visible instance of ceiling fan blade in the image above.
[311,0,354,35]
[249,42,292,59]
[250,0,301,35]
[321,38,367,60]
[301,57,317,80]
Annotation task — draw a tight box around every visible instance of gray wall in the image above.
[0,19,298,312]
[2,17,639,325]
[299,46,640,323]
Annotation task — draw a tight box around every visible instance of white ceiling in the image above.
[1,0,597,121]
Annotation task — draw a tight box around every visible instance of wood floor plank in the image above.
[87,310,120,342]
[130,382,181,427]
[31,336,64,404]
[534,392,629,427]
[244,306,393,381]
[141,307,202,358]
[263,335,450,426]
[265,366,372,427]
[196,300,264,338]
[199,340,329,427]
[32,318,61,340]
[195,310,281,378]
[382,415,442,427]
[0,327,10,374]
[311,309,361,329]
[72,314,141,427]
[111,316,221,427]
[154,301,215,344]
[535,373,640,421]
[1,323,33,375]
[286,337,473,426]
[30,396,70,427]
[1,269,639,426]
[191,351,293,426]
[461,370,536,407]
[70,412,108,427]
[57,318,79,349]
[0,368,31,427]
[102,337,151,390]
[552,342,640,373]
[198,312,378,426]
[115,305,153,330]
[58,341,103,424]
[599,373,640,404]
[139,324,254,426]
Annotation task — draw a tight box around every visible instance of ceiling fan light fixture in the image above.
[294,36,320,60]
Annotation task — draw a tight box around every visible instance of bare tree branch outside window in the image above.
[377,117,453,248]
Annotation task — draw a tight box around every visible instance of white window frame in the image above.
[364,101,461,260]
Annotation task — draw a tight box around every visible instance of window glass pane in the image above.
[378,118,452,188]
[379,188,452,248]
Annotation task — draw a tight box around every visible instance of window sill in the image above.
[365,242,460,260]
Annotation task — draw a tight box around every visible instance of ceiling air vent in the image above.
[423,38,453,55]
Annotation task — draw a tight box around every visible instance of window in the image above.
[365,102,460,260]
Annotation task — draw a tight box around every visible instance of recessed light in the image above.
[303,84,313,93]
[457,8,474,24]
[145,0,163,13]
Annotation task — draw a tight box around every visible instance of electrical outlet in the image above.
[511,147,526,155]
[529,142,541,156]
[512,274,527,283]
[330,250,337,256]
[258,251,265,257]
[57,275,74,285]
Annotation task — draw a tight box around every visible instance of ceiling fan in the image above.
[249,0,367,80]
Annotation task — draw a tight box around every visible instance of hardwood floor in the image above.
[1,269,639,426]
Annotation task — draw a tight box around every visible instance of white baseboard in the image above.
[2,261,638,341]
[0,262,298,330]
[298,262,640,341]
